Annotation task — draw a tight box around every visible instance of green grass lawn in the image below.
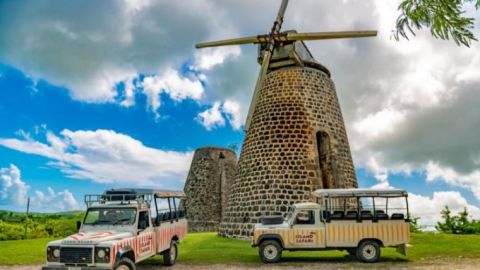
[0,233,479,265]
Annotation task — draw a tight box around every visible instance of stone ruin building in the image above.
[183,147,237,232]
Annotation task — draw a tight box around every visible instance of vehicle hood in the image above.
[61,230,134,245]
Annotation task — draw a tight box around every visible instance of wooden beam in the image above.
[286,31,377,41]
[195,36,260,48]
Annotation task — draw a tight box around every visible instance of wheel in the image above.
[114,257,136,270]
[356,240,381,263]
[259,240,282,263]
[163,240,178,266]
[346,248,357,256]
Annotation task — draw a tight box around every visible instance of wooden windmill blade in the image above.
[195,36,261,49]
[244,0,289,131]
[284,30,377,41]
[244,49,273,130]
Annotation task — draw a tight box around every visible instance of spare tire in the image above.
[261,216,284,225]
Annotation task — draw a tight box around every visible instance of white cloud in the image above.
[370,180,480,229]
[353,109,405,140]
[32,187,80,211]
[119,78,136,107]
[142,69,205,116]
[0,164,79,211]
[194,46,241,71]
[196,102,225,130]
[0,129,194,186]
[196,99,244,131]
[0,0,242,121]
[0,164,29,206]
[409,191,480,228]
[222,99,243,130]
[426,162,480,201]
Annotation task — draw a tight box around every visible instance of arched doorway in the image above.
[316,131,333,189]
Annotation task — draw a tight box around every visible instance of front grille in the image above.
[60,247,93,264]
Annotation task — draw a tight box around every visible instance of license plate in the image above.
[68,267,81,270]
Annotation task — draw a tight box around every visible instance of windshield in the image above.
[84,208,137,225]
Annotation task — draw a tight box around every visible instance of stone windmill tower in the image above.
[183,147,237,232]
[196,0,376,238]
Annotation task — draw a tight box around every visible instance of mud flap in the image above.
[396,243,409,255]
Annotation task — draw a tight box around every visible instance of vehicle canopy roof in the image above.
[313,188,408,198]
[293,202,321,209]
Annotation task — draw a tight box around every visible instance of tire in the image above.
[259,240,282,263]
[163,240,178,266]
[346,248,357,256]
[114,257,136,270]
[356,240,381,263]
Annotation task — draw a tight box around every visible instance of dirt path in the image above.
[1,258,479,270]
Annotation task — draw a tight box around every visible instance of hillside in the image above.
[0,210,84,240]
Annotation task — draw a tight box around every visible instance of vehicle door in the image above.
[136,210,155,261]
[287,208,326,249]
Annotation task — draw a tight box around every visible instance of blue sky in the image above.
[1,0,480,227]
[0,63,244,211]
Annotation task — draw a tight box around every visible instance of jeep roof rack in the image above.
[84,188,186,207]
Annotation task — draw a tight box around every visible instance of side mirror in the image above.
[76,221,81,231]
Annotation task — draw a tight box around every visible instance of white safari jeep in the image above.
[252,188,410,263]
[42,188,187,270]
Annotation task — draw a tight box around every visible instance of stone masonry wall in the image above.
[183,147,237,232]
[219,66,357,238]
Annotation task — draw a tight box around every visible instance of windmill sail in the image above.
[195,36,260,49]
[244,0,289,130]
[285,31,377,41]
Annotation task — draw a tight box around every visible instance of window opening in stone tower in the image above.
[316,131,333,189]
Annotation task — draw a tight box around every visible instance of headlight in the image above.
[47,246,60,262]
[98,249,105,258]
[95,247,110,263]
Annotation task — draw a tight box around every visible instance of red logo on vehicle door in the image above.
[295,233,314,243]
[139,234,152,254]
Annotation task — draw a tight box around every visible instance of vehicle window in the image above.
[360,197,374,212]
[84,208,136,225]
[155,197,172,222]
[295,210,315,225]
[138,211,150,229]
[386,197,409,220]
[154,197,186,223]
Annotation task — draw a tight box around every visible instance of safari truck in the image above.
[252,188,410,263]
[42,188,187,270]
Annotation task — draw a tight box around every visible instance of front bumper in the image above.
[42,266,112,270]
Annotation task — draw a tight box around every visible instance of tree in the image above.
[395,0,480,47]
[409,216,422,232]
[436,206,480,234]
[436,206,455,233]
